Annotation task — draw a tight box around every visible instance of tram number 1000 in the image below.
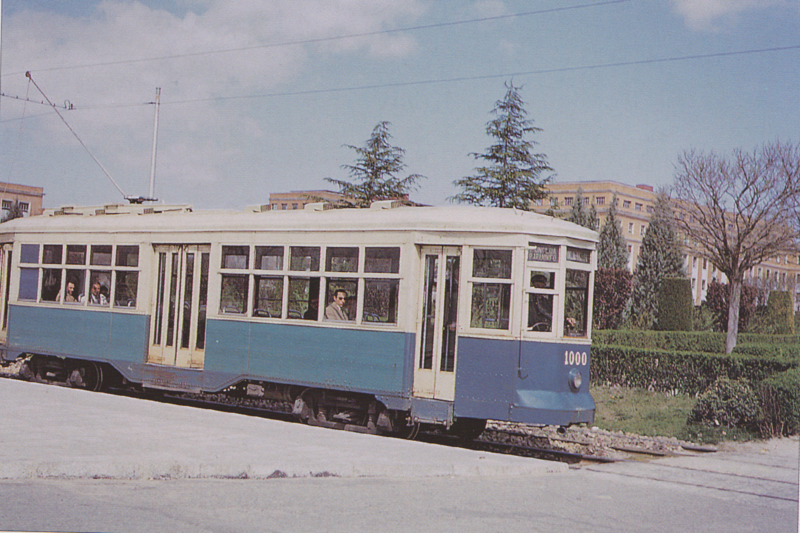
[564,350,588,366]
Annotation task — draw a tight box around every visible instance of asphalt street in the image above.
[0,378,797,533]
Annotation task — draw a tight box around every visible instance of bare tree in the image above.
[672,141,800,353]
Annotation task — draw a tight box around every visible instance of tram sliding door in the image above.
[413,246,461,401]
[0,244,11,344]
[148,245,210,369]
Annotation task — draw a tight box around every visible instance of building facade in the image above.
[0,182,44,219]
[530,180,800,310]
[267,190,347,211]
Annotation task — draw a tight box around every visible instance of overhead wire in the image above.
[5,0,631,77]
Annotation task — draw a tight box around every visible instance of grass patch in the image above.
[591,384,759,443]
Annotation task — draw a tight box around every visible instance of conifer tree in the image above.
[624,192,686,329]
[450,82,552,209]
[597,193,629,270]
[326,121,424,208]
[566,188,598,229]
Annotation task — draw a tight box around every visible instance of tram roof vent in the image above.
[370,199,404,210]
[142,207,155,215]
[304,202,332,212]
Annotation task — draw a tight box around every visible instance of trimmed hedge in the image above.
[758,368,800,436]
[591,344,795,395]
[593,330,800,355]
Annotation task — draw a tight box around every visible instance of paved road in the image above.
[0,379,797,533]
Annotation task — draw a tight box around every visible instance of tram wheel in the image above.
[66,361,104,391]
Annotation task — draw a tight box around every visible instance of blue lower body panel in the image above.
[455,336,595,426]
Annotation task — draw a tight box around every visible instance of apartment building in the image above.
[267,190,348,211]
[531,180,800,309]
[0,182,44,219]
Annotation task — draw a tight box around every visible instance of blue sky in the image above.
[0,0,797,209]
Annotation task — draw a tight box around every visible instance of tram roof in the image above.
[0,205,598,243]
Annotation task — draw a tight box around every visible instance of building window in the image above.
[595,197,605,205]
[532,198,543,206]
[19,202,29,213]
[581,197,589,206]
[628,222,634,234]
[623,200,631,208]
[564,197,574,206]
[1,200,11,210]
[640,225,646,235]
[635,203,643,211]
[292,203,298,210]
[550,197,558,207]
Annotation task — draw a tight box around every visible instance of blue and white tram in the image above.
[0,203,597,436]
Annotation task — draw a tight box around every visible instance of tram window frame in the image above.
[469,248,514,331]
[16,243,140,309]
[216,244,401,327]
[526,270,557,334]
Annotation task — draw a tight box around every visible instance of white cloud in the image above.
[0,0,425,203]
[671,0,791,31]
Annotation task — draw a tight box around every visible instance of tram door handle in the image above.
[517,346,528,380]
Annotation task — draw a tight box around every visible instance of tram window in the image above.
[253,276,283,318]
[41,269,62,302]
[114,271,138,308]
[470,282,511,329]
[65,270,85,303]
[220,274,248,314]
[43,245,63,264]
[324,279,357,322]
[290,247,320,272]
[363,279,399,324]
[255,246,284,271]
[116,245,139,267]
[20,244,39,264]
[326,247,358,273]
[472,249,512,279]
[90,245,113,266]
[528,294,554,332]
[564,269,590,337]
[567,247,591,264]
[221,246,250,269]
[18,268,38,300]
[530,271,555,289]
[365,247,400,274]
[528,243,559,263]
[88,271,111,306]
[288,277,320,320]
[66,245,86,265]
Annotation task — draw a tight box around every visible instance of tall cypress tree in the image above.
[624,192,686,329]
[450,82,552,209]
[597,193,629,270]
[566,187,598,229]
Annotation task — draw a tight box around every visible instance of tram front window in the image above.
[564,269,589,337]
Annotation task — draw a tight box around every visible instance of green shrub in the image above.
[693,305,716,332]
[757,367,800,437]
[655,278,692,331]
[688,378,761,430]
[593,268,633,330]
[765,292,795,335]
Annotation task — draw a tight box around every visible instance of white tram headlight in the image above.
[568,369,583,392]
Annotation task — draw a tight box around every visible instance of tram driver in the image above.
[528,273,553,332]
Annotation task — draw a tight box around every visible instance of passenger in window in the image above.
[64,281,78,303]
[324,289,349,321]
[528,274,553,332]
[303,296,319,320]
[84,282,108,306]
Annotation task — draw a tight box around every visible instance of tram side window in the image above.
[255,246,283,271]
[116,246,139,267]
[41,269,62,302]
[18,268,38,300]
[365,247,400,274]
[253,276,283,318]
[324,278,358,322]
[288,277,320,320]
[20,244,39,264]
[326,247,359,273]
[65,270,85,303]
[43,245,63,264]
[115,271,138,307]
[470,249,512,330]
[290,247,320,271]
[221,246,249,269]
[88,271,111,306]
[363,279,398,324]
[564,269,589,337]
[91,245,113,266]
[66,245,86,265]
[220,274,248,314]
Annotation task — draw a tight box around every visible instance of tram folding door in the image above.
[148,245,210,369]
[0,244,11,343]
[413,246,461,401]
